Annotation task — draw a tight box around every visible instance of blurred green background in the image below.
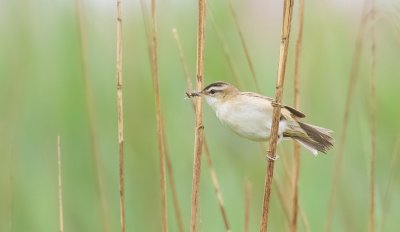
[1,0,400,231]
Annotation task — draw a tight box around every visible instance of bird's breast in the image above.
[215,101,273,141]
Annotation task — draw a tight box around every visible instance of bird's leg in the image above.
[265,133,283,161]
[277,133,283,144]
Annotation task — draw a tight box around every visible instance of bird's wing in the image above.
[242,92,306,118]
[283,105,306,118]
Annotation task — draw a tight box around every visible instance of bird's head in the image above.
[188,81,239,108]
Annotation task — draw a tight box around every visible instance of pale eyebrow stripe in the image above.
[204,82,226,90]
[207,86,225,92]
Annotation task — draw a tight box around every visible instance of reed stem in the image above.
[150,0,168,230]
[57,136,64,232]
[173,28,231,232]
[325,4,370,231]
[291,0,305,231]
[368,1,376,231]
[115,0,125,231]
[190,0,206,231]
[259,1,294,231]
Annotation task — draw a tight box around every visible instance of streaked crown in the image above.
[202,81,238,97]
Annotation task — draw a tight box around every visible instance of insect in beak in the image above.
[186,91,202,98]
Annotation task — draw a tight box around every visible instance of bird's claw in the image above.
[271,100,282,108]
[266,153,280,161]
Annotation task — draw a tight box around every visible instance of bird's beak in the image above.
[186,91,202,98]
[191,91,202,96]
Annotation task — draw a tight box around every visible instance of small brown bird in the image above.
[188,81,333,156]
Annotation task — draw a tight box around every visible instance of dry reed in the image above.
[325,4,370,231]
[190,0,206,231]
[163,129,185,232]
[2,157,15,232]
[244,180,251,232]
[140,3,184,231]
[291,0,305,231]
[275,179,311,232]
[8,174,15,232]
[115,0,125,231]
[208,7,242,88]
[380,139,400,231]
[140,0,152,55]
[224,6,308,229]
[74,1,111,230]
[368,0,377,231]
[150,0,168,231]
[382,8,400,43]
[57,136,64,232]
[274,179,293,228]
[259,0,294,231]
[299,207,311,232]
[228,0,260,92]
[203,143,231,232]
[281,154,311,232]
[172,28,231,232]
[171,29,192,92]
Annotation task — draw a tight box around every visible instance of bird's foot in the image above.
[271,100,282,108]
[266,153,280,161]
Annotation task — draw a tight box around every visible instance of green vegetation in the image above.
[0,0,399,231]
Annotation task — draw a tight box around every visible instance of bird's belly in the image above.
[217,107,271,141]
[216,103,288,141]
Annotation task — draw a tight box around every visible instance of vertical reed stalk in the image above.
[208,8,242,87]
[171,29,192,92]
[299,207,311,232]
[325,4,369,231]
[291,0,305,231]
[190,0,206,231]
[228,0,260,92]
[384,9,400,43]
[115,0,125,231]
[274,179,293,226]
[5,160,15,232]
[173,28,231,232]
[163,131,185,232]
[140,0,152,55]
[75,1,110,230]
[259,1,294,231]
[244,180,252,232]
[368,1,376,231]
[203,143,231,232]
[141,3,183,231]
[380,139,400,231]
[275,176,310,232]
[150,0,168,231]
[57,136,64,232]
[279,155,311,232]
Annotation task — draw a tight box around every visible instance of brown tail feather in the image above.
[284,122,334,154]
[297,122,333,154]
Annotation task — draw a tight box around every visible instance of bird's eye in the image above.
[210,90,216,94]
